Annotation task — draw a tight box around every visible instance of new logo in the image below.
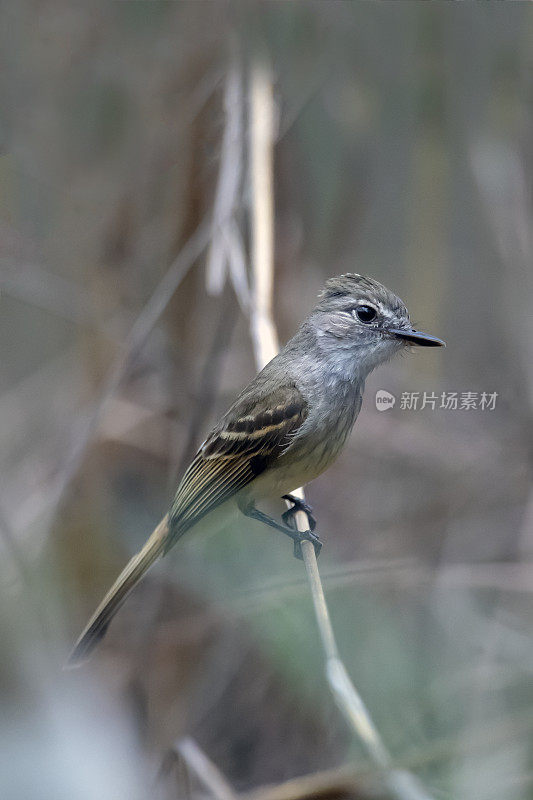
[375,389,396,410]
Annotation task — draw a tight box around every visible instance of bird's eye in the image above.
[354,305,377,323]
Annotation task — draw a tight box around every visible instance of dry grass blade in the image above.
[42,217,213,536]
[160,737,236,800]
[247,57,436,800]
[206,57,249,309]
[240,703,533,800]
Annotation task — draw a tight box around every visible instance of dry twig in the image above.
[247,58,435,800]
[160,737,236,800]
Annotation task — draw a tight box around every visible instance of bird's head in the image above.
[309,273,445,378]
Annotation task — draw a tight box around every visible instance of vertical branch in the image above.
[249,59,279,369]
[247,56,435,800]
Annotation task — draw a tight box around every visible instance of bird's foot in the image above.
[292,528,322,561]
[282,494,316,531]
[239,502,322,561]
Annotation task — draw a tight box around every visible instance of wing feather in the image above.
[166,383,307,549]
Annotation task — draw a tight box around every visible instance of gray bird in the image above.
[69,273,444,665]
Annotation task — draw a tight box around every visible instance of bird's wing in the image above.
[166,382,308,548]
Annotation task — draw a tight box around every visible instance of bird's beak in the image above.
[388,328,446,347]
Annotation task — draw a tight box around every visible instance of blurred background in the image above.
[1,3,533,799]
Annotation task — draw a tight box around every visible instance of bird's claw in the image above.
[282,495,316,531]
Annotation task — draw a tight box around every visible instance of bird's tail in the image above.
[67,515,169,667]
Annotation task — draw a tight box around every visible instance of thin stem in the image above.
[174,737,236,800]
[247,55,435,800]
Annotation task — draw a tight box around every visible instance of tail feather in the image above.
[67,515,169,667]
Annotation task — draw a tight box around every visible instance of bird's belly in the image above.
[243,432,346,505]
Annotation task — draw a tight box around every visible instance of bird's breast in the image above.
[246,388,362,503]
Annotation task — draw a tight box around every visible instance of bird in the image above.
[68,273,444,665]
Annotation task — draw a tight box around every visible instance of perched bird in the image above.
[69,274,444,665]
